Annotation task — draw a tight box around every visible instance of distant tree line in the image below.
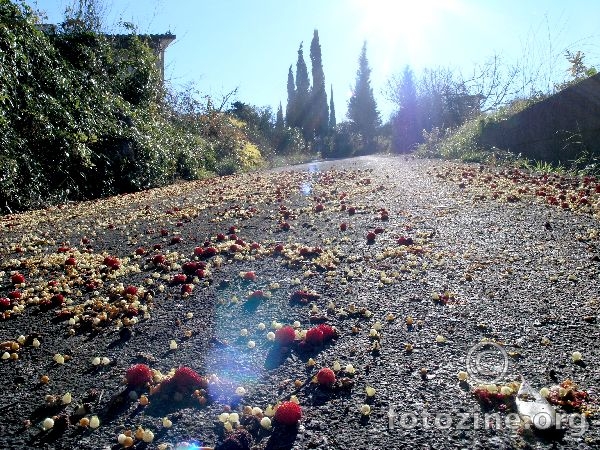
[280,30,383,158]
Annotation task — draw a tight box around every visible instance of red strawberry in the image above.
[280,222,290,231]
[316,367,336,386]
[181,284,193,294]
[248,290,265,299]
[0,298,11,309]
[125,363,153,387]
[339,222,347,231]
[397,236,414,246]
[348,206,356,215]
[11,273,25,285]
[317,324,336,341]
[366,231,376,242]
[171,366,203,391]
[274,401,302,426]
[275,325,296,346]
[304,327,324,346]
[250,242,260,250]
[51,294,65,306]
[203,247,218,257]
[64,257,77,266]
[172,274,187,284]
[243,271,257,281]
[104,256,121,269]
[274,243,285,253]
[153,254,166,265]
[193,247,204,256]
[314,203,324,212]
[216,233,226,241]
[135,247,146,255]
[170,236,182,244]
[183,261,198,273]
[124,286,138,296]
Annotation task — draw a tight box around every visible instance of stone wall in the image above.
[479,74,600,162]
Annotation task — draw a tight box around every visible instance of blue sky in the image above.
[26,0,600,120]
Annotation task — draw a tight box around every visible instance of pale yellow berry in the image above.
[61,392,72,404]
[366,386,376,397]
[360,404,371,415]
[42,417,54,430]
[89,415,100,429]
[486,384,498,394]
[235,386,246,395]
[162,417,172,428]
[458,371,469,381]
[539,387,550,398]
[142,429,154,443]
[500,386,513,395]
[572,351,582,362]
[260,417,272,429]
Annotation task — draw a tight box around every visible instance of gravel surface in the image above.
[0,155,599,450]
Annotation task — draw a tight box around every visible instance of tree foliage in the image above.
[347,42,380,154]
[0,0,269,213]
[329,85,336,129]
[309,29,328,140]
[390,66,419,152]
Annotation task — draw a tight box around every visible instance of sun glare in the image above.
[352,0,464,73]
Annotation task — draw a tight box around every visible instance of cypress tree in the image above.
[309,29,328,139]
[275,102,284,130]
[285,65,295,127]
[329,84,336,129]
[347,41,380,152]
[391,65,420,152]
[295,42,311,138]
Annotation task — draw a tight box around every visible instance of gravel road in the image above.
[0,155,598,449]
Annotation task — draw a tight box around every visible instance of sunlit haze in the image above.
[27,0,600,119]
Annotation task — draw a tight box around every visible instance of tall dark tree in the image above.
[391,65,420,152]
[309,29,328,139]
[329,85,336,129]
[285,65,296,127]
[347,41,380,153]
[275,102,284,130]
[295,42,311,139]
